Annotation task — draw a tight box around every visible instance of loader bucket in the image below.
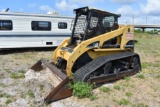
[29,58,72,103]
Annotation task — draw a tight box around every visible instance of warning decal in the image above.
[126,32,134,40]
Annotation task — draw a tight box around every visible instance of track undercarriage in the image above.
[74,52,141,84]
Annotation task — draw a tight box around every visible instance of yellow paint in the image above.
[52,25,134,77]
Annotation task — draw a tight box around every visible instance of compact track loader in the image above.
[29,7,141,103]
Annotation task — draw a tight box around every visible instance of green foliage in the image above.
[134,29,159,34]
[18,69,25,73]
[5,99,12,105]
[20,92,25,98]
[132,103,149,107]
[141,62,160,69]
[125,92,132,97]
[100,87,111,93]
[130,84,135,88]
[90,95,97,101]
[0,83,5,87]
[27,90,35,98]
[153,63,160,67]
[0,93,11,98]
[118,99,129,105]
[0,73,5,78]
[94,105,102,107]
[10,69,26,79]
[39,84,44,91]
[135,29,142,33]
[3,68,11,73]
[10,73,25,79]
[124,76,131,82]
[113,85,121,90]
[145,29,158,34]
[156,74,160,78]
[136,74,145,79]
[68,81,95,100]
[141,62,150,69]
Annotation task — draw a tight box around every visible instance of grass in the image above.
[3,68,11,73]
[122,82,135,88]
[0,73,5,78]
[18,69,25,73]
[0,93,14,105]
[90,95,97,101]
[100,87,111,93]
[0,83,6,87]
[20,92,25,98]
[5,99,12,105]
[118,99,129,105]
[27,90,35,98]
[135,33,160,56]
[132,103,149,107]
[153,63,160,67]
[10,73,25,79]
[136,74,145,79]
[125,92,132,97]
[10,69,26,79]
[39,84,44,91]
[68,81,96,100]
[113,85,121,90]
[94,105,102,107]
[141,62,160,69]
[141,62,150,69]
[156,74,160,79]
[0,93,11,98]
[124,76,131,82]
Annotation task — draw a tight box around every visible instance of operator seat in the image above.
[101,22,120,48]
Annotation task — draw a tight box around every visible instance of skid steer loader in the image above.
[28,7,141,103]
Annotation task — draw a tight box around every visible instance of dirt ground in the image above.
[0,34,160,107]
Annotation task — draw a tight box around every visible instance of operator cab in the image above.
[70,7,121,45]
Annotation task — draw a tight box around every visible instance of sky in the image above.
[0,0,160,24]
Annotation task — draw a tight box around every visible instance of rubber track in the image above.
[74,52,137,82]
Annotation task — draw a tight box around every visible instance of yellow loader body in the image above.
[28,7,141,103]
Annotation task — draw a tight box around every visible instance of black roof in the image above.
[74,6,121,17]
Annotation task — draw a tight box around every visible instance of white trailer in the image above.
[0,12,74,49]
